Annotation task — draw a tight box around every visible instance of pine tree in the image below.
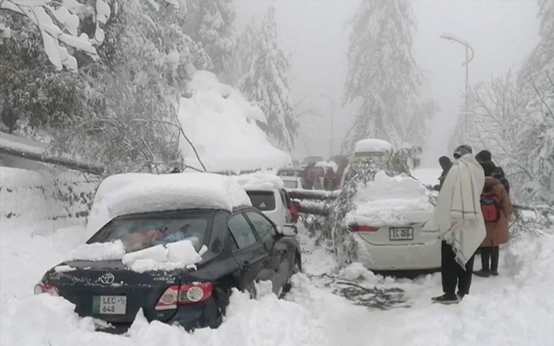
[343,0,421,150]
[185,0,237,74]
[239,7,298,150]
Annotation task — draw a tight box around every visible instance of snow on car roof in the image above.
[315,161,338,171]
[234,171,284,190]
[345,171,434,226]
[86,172,251,235]
[354,139,394,153]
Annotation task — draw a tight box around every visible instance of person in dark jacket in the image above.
[475,150,510,194]
[436,156,452,191]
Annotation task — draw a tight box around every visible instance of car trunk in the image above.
[351,210,437,246]
[49,260,193,324]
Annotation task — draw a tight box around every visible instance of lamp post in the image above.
[319,93,335,157]
[440,33,474,108]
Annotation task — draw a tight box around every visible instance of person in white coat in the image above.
[427,144,486,304]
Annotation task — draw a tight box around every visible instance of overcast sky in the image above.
[235,0,541,166]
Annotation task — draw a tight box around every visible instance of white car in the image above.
[344,171,441,271]
[279,176,304,189]
[244,187,292,228]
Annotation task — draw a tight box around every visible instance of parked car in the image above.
[35,207,301,333]
[339,138,394,188]
[276,167,303,177]
[279,176,303,189]
[339,171,440,272]
[35,172,302,333]
[244,187,293,227]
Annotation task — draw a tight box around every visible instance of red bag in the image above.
[481,191,501,223]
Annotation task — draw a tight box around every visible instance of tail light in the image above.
[350,224,379,232]
[34,283,59,296]
[155,282,213,310]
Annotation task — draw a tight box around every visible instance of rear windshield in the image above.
[277,169,301,177]
[283,180,298,189]
[246,191,276,211]
[88,214,211,253]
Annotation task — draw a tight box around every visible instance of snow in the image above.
[179,71,291,173]
[54,265,76,273]
[233,171,284,190]
[121,241,205,273]
[2,166,554,346]
[68,240,126,261]
[0,130,48,156]
[315,160,338,172]
[345,171,435,226]
[354,138,394,153]
[86,172,251,236]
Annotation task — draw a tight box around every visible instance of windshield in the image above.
[246,191,276,211]
[88,214,211,253]
[283,180,299,189]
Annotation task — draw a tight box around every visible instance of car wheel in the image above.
[282,255,301,295]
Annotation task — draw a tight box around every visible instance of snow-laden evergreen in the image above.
[343,0,426,150]
[185,0,237,74]
[239,7,298,150]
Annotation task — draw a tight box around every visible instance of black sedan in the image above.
[35,206,302,333]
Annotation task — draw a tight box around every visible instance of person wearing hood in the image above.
[434,156,452,191]
[426,144,486,304]
[473,161,513,277]
[475,150,510,194]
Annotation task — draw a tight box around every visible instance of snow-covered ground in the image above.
[1,167,554,346]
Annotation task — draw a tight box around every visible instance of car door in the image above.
[244,210,294,295]
[227,212,271,292]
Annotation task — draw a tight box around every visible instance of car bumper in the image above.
[353,233,441,271]
[94,298,222,334]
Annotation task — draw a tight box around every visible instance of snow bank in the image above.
[68,240,126,261]
[233,171,284,190]
[345,171,434,226]
[354,139,394,153]
[179,71,291,173]
[121,241,206,273]
[0,166,98,227]
[87,172,251,236]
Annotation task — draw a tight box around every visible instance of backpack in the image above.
[480,190,501,223]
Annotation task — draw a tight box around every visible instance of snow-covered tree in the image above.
[184,0,236,74]
[1,0,211,173]
[451,0,553,204]
[343,0,422,150]
[239,7,298,150]
[0,0,107,71]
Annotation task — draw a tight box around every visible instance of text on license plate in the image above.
[389,227,414,241]
[92,296,127,315]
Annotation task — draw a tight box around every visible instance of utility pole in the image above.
[440,33,474,108]
[319,93,335,157]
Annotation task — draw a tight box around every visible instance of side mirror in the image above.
[279,224,298,237]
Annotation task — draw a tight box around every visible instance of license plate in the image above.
[92,296,127,315]
[389,227,414,241]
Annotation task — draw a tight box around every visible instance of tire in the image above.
[282,255,301,295]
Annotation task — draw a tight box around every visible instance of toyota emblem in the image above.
[98,273,115,285]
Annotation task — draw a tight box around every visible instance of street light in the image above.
[440,33,474,107]
[319,93,335,157]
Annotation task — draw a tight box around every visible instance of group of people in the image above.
[301,163,342,191]
[428,145,513,304]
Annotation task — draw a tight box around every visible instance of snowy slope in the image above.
[179,71,292,173]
